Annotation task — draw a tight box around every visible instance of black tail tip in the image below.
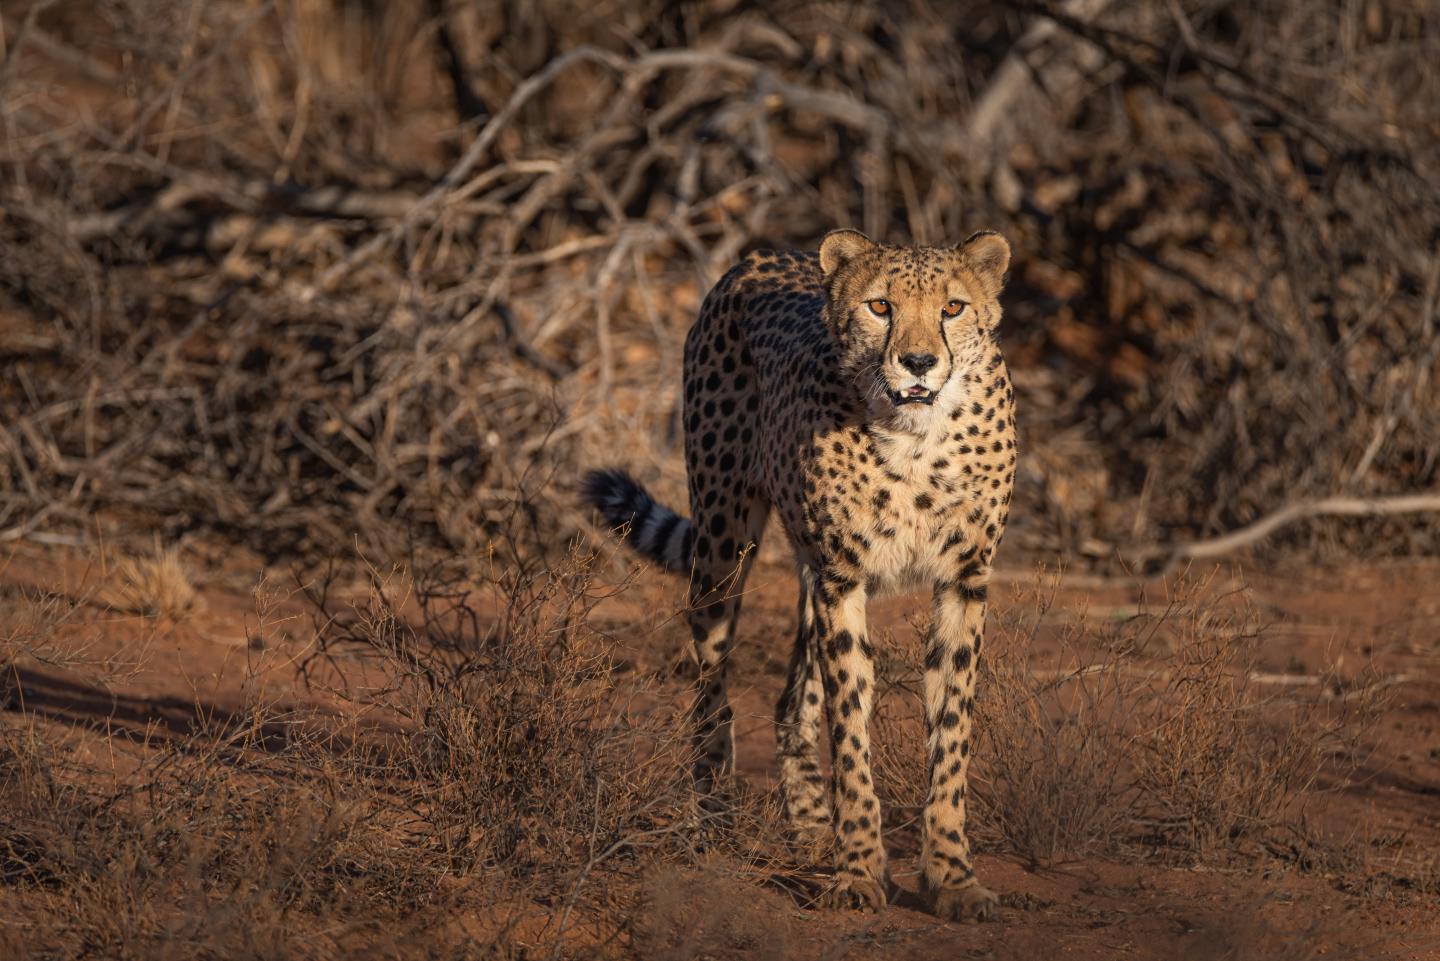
[581,468,647,519]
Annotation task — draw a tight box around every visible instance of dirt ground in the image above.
[4,541,1437,960]
[615,557,1440,961]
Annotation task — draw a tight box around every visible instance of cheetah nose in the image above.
[899,353,938,375]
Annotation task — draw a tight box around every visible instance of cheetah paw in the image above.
[929,882,999,923]
[818,873,888,913]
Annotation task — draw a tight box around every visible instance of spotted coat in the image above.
[584,228,1016,921]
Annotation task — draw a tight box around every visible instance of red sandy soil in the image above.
[4,542,1438,960]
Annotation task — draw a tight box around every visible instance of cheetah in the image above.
[583,228,1015,921]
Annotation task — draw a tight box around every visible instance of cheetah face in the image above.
[819,229,1011,427]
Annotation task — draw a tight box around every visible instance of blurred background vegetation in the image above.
[1,0,1437,567]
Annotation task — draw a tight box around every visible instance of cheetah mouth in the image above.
[890,385,936,406]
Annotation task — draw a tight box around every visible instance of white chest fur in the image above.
[858,426,976,594]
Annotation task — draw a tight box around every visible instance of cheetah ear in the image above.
[819,228,876,276]
[960,230,1011,290]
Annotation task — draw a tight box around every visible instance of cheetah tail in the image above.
[581,469,694,573]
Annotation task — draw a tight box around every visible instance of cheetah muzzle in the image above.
[584,227,1016,923]
[892,384,936,405]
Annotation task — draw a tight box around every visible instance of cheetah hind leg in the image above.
[775,567,833,859]
[685,493,767,821]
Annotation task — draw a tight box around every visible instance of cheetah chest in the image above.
[805,424,1010,593]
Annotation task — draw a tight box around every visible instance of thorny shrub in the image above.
[297,539,702,923]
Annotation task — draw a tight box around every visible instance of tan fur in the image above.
[587,229,1016,921]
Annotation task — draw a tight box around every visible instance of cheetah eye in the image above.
[941,299,968,319]
[866,299,891,317]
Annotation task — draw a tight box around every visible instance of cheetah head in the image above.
[819,228,1010,429]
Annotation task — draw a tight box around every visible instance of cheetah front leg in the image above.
[918,577,999,922]
[812,577,889,912]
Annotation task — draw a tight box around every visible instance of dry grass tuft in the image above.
[1128,594,1317,855]
[110,544,199,619]
[974,606,1138,866]
[298,542,696,891]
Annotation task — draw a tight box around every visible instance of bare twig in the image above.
[304,46,627,299]
[0,0,55,94]
[963,0,1113,169]
[1168,495,1440,565]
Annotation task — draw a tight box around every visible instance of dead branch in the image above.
[304,45,627,299]
[303,43,892,299]
[1168,495,1440,566]
[963,0,1113,170]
